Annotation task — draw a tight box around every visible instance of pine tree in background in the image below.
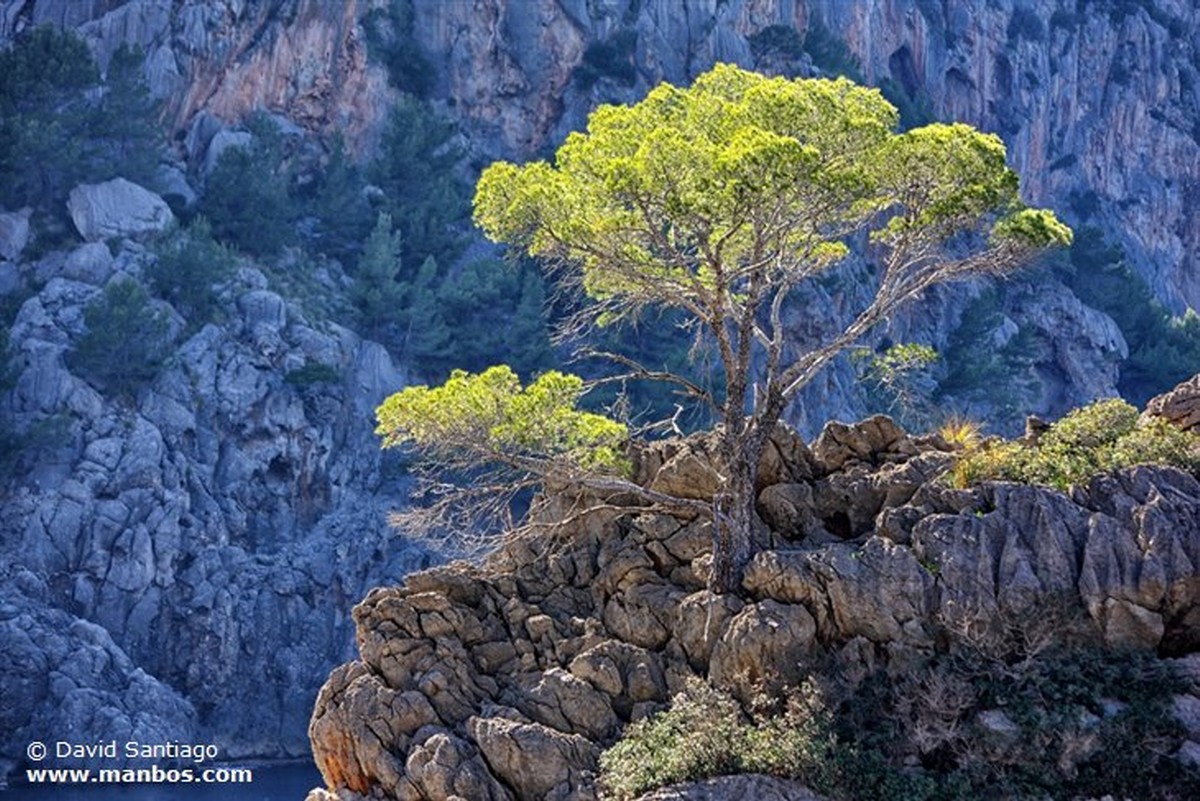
[200,115,294,257]
[369,98,467,269]
[403,256,453,372]
[147,218,237,326]
[349,212,408,341]
[304,135,373,266]
[68,280,171,398]
[91,43,162,189]
[0,26,98,213]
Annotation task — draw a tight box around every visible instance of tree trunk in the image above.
[708,442,758,595]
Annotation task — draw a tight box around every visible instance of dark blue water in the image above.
[3,762,322,801]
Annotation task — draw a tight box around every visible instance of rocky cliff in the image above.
[1,0,1198,783]
[3,0,1194,310]
[0,219,433,776]
[306,379,1200,800]
[3,0,1184,429]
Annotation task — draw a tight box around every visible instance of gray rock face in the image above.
[0,207,32,262]
[0,246,431,777]
[67,179,175,242]
[0,568,196,772]
[307,403,1200,801]
[1146,373,1200,433]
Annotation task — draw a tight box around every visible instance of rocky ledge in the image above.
[306,378,1200,801]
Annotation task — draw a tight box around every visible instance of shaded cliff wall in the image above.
[4,0,1193,313]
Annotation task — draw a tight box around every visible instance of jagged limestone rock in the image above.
[308,388,1200,800]
[1146,373,1200,433]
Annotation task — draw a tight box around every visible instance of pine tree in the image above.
[200,115,294,256]
[369,98,467,268]
[90,43,162,188]
[305,135,373,266]
[69,280,171,397]
[349,212,408,341]
[147,218,236,325]
[404,256,453,372]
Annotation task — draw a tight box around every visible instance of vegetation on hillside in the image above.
[600,632,1200,800]
[0,27,163,238]
[951,397,1200,489]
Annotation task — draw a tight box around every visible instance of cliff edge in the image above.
[306,377,1200,801]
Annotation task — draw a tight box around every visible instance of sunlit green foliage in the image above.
[476,64,1065,326]
[376,366,628,474]
[574,29,639,89]
[953,398,1200,488]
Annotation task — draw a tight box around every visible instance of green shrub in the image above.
[285,362,341,388]
[147,218,236,325]
[802,22,864,81]
[600,637,1200,800]
[199,115,294,257]
[598,678,832,800]
[953,398,1200,489]
[748,25,806,62]
[68,279,171,397]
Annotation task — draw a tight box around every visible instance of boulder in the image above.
[67,179,174,242]
[467,713,598,801]
[1145,373,1200,433]
[0,207,32,261]
[61,242,116,285]
[203,129,253,175]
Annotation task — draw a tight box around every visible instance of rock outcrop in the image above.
[1147,372,1200,433]
[0,207,32,262]
[0,240,432,775]
[307,387,1200,800]
[67,178,174,242]
[0,566,195,778]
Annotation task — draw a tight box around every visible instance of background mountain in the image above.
[0,0,1198,781]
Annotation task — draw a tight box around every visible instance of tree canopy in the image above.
[381,64,1070,587]
[376,366,630,545]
